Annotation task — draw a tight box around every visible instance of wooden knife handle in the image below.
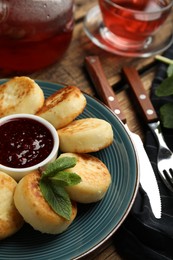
[85,56,126,123]
[122,67,158,123]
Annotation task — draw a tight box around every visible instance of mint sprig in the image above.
[39,157,81,220]
[155,55,173,129]
[42,157,77,177]
[40,179,72,220]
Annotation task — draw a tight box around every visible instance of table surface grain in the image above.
[27,1,168,259]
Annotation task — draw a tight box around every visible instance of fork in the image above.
[149,121,173,192]
[123,67,173,192]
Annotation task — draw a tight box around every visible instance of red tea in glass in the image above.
[0,0,74,75]
[99,0,173,46]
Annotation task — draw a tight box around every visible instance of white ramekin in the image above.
[0,114,59,181]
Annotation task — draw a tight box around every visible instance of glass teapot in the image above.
[0,0,74,75]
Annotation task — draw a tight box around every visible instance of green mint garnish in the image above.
[50,171,82,186]
[39,157,81,220]
[160,103,173,129]
[42,157,77,177]
[40,179,72,220]
[155,55,173,129]
[155,75,173,97]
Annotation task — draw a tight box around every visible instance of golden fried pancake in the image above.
[0,171,24,240]
[58,118,113,153]
[14,170,77,234]
[37,85,87,129]
[59,153,111,203]
[0,76,44,117]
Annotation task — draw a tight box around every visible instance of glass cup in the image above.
[0,0,74,75]
[98,0,173,50]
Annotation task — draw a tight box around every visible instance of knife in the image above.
[85,56,161,219]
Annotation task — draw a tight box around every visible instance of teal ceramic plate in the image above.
[0,80,139,260]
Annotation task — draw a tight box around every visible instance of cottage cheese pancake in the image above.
[58,118,113,153]
[37,85,86,129]
[59,153,111,203]
[0,171,24,240]
[14,170,77,234]
[0,77,44,117]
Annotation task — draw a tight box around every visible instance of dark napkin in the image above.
[114,45,173,260]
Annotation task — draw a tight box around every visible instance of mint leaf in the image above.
[42,157,77,178]
[160,103,173,129]
[155,55,173,129]
[167,64,173,77]
[40,179,72,220]
[155,75,173,97]
[50,171,81,186]
[39,156,81,220]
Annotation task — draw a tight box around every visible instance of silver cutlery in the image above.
[85,56,161,219]
[123,66,173,193]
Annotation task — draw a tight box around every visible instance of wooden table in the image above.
[29,1,166,259]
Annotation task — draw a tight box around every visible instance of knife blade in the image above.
[85,56,161,219]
